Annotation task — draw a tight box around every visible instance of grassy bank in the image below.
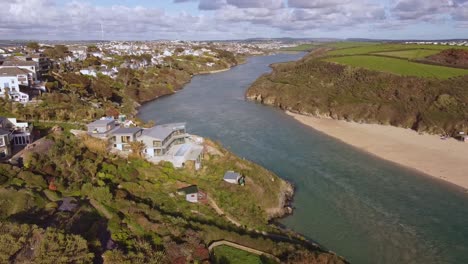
[246,44,468,136]
[0,129,345,263]
[326,55,468,79]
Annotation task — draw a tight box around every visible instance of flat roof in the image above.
[87,119,114,127]
[224,171,240,180]
[142,122,186,140]
[175,144,190,157]
[112,127,142,135]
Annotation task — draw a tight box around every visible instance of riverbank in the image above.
[287,111,468,191]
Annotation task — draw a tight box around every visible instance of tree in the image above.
[129,141,146,157]
[92,79,113,100]
[26,42,40,51]
[87,45,99,53]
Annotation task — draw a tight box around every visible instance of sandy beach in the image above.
[287,111,468,190]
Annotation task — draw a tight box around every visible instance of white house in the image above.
[1,60,38,81]
[0,68,30,103]
[0,117,33,146]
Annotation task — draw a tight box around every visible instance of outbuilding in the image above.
[223,171,241,184]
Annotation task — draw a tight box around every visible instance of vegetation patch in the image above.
[212,245,268,264]
[247,50,468,136]
[374,49,441,59]
[325,55,468,79]
[326,43,468,56]
[281,44,317,51]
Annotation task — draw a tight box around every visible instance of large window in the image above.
[153,140,162,147]
[121,136,131,143]
[0,137,4,146]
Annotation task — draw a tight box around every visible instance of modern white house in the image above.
[0,117,34,158]
[110,127,143,151]
[139,123,204,169]
[139,123,187,158]
[86,119,204,169]
[0,68,30,103]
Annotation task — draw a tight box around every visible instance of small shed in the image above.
[177,185,200,203]
[223,171,241,184]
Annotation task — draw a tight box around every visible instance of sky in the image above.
[0,0,467,40]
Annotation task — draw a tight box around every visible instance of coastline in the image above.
[286,111,468,191]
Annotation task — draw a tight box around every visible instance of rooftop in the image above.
[0,128,10,135]
[2,60,37,67]
[113,127,142,135]
[224,171,241,180]
[0,67,32,76]
[142,122,186,140]
[87,119,115,127]
[177,185,198,195]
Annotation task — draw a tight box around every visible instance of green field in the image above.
[327,43,468,56]
[281,44,317,51]
[325,41,379,49]
[374,49,441,59]
[325,55,468,79]
[212,245,271,264]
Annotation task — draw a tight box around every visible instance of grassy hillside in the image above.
[246,48,468,136]
[374,49,441,59]
[212,245,266,264]
[0,129,346,264]
[281,44,317,51]
[325,55,468,79]
[327,43,468,56]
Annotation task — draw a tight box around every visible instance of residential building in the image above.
[86,119,204,169]
[138,123,203,169]
[0,128,11,158]
[139,123,187,157]
[111,127,143,151]
[0,117,33,158]
[0,69,29,102]
[86,119,117,138]
[1,60,38,80]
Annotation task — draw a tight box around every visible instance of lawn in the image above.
[212,245,264,264]
[327,43,468,56]
[374,49,441,59]
[325,55,468,79]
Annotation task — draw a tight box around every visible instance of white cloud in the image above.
[0,0,466,40]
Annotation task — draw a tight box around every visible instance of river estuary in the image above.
[138,53,468,264]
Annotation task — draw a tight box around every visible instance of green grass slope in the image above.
[247,50,468,136]
[325,55,468,79]
[374,49,441,59]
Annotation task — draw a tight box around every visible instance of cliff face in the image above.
[246,52,468,136]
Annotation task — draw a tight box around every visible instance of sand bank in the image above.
[287,111,468,190]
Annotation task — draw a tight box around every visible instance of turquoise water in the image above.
[138,53,468,264]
